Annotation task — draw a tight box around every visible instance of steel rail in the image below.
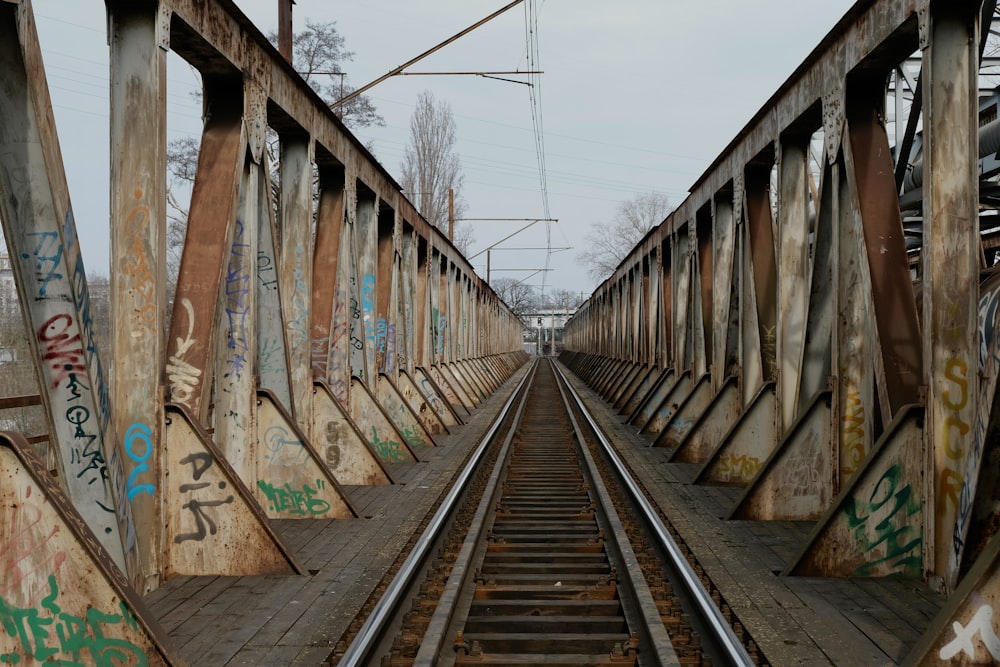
[337,361,538,667]
[551,363,680,665]
[553,361,757,667]
[411,360,537,665]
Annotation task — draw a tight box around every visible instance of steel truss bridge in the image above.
[2,0,1000,664]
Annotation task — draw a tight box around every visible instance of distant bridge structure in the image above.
[0,0,522,652]
[564,0,1000,629]
[6,0,1000,664]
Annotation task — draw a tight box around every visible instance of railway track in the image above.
[333,358,761,666]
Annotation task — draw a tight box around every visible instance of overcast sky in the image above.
[29,0,856,299]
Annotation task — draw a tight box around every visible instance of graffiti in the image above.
[166,298,202,405]
[224,219,251,379]
[0,497,67,607]
[761,323,777,378]
[288,244,309,343]
[939,604,1000,661]
[360,274,375,324]
[939,357,971,559]
[66,405,104,483]
[256,248,278,292]
[419,377,446,415]
[324,421,342,469]
[122,186,156,326]
[773,454,821,497]
[952,284,1000,574]
[841,383,866,477]
[399,424,424,449]
[844,464,921,576]
[438,315,448,356]
[0,576,148,666]
[257,479,330,516]
[262,425,309,467]
[123,423,155,502]
[63,211,111,433]
[717,453,760,483]
[385,322,397,375]
[370,427,410,463]
[376,317,388,355]
[174,452,234,544]
[37,314,87,392]
[258,336,285,377]
[20,230,63,297]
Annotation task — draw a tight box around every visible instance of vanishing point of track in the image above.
[333,359,764,666]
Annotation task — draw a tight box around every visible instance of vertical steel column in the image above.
[921,1,981,591]
[375,204,395,376]
[696,208,714,379]
[355,191,377,382]
[776,134,812,433]
[712,190,739,393]
[674,226,692,371]
[310,164,345,396]
[279,136,314,427]
[746,165,778,384]
[108,0,168,591]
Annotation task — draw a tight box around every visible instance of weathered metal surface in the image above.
[904,528,1000,665]
[640,370,693,435]
[256,153,294,414]
[711,193,739,395]
[436,363,476,412]
[256,390,356,518]
[836,145,876,484]
[348,376,417,464]
[310,381,392,486]
[629,369,677,428]
[788,405,925,578]
[410,367,462,427]
[0,2,133,574]
[608,363,642,406]
[0,433,177,666]
[776,135,812,434]
[108,2,167,594]
[613,364,648,411]
[211,155,261,486]
[619,365,657,415]
[670,376,741,464]
[277,136,313,428]
[846,91,922,419]
[450,360,485,403]
[163,403,304,577]
[652,373,714,448]
[375,373,436,449]
[745,168,778,383]
[694,383,777,485]
[395,369,448,435]
[728,389,834,521]
[922,4,981,592]
[423,364,470,417]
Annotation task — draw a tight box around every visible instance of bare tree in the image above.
[268,19,383,130]
[491,277,537,316]
[400,90,472,254]
[578,191,673,281]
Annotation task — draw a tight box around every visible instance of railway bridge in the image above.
[2,0,1000,664]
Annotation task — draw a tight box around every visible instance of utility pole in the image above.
[448,188,455,243]
[278,0,295,63]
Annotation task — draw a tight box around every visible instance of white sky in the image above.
[31,0,856,298]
